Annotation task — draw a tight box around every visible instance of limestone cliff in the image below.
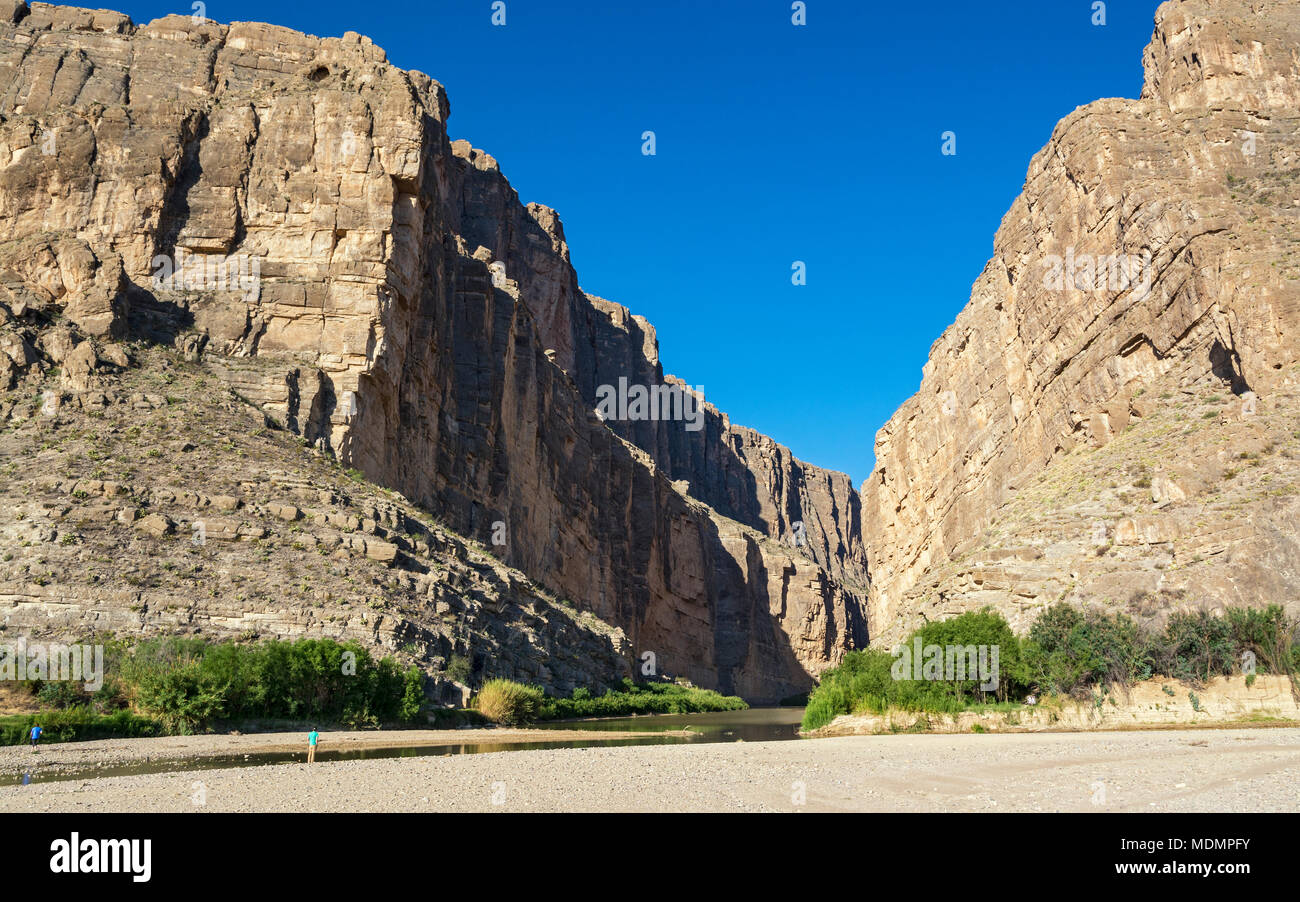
[449,139,867,588]
[862,0,1300,647]
[0,1,867,700]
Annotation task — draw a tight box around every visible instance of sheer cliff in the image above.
[862,0,1300,647]
[0,1,867,700]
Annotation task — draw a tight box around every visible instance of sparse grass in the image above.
[473,679,544,725]
[469,677,746,725]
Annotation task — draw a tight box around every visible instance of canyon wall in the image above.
[0,1,866,699]
[449,139,867,587]
[861,0,1300,646]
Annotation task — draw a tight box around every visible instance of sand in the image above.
[0,725,689,778]
[2,726,1298,812]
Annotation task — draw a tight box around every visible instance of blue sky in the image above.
[117,0,1164,484]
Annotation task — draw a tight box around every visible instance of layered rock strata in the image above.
[862,0,1300,646]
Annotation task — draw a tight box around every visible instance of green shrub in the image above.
[20,636,426,737]
[801,682,853,732]
[0,708,161,746]
[399,666,425,722]
[1225,605,1297,675]
[910,609,1028,703]
[129,661,228,733]
[538,679,746,720]
[35,679,91,710]
[445,655,472,684]
[1022,604,1147,697]
[801,610,1024,731]
[1154,610,1237,684]
[801,602,1298,731]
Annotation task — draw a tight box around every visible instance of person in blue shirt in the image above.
[307,728,319,763]
[29,725,42,748]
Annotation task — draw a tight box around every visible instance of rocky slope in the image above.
[0,1,866,700]
[862,0,1300,646]
[0,344,633,705]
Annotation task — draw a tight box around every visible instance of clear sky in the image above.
[114,0,1165,485]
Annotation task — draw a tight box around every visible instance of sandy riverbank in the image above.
[0,725,692,779]
[2,727,1298,812]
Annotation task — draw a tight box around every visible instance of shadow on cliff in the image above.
[696,512,824,705]
[1210,338,1252,395]
[585,305,776,537]
[122,281,196,347]
[453,156,810,565]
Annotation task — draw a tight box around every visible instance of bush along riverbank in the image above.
[1,708,162,746]
[2,637,750,743]
[471,678,748,725]
[1,636,425,744]
[801,603,1300,733]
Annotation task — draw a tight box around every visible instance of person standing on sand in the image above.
[29,724,42,748]
[307,728,319,763]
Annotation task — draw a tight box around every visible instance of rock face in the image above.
[862,0,1300,646]
[450,145,867,587]
[0,2,867,700]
